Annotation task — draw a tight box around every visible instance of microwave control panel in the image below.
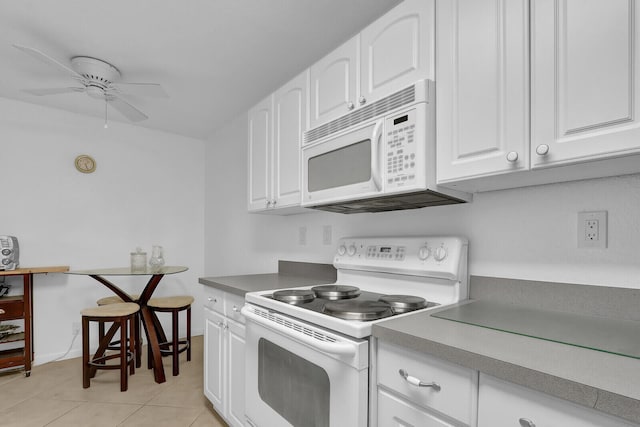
[385,108,418,189]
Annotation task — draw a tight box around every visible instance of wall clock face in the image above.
[75,155,96,174]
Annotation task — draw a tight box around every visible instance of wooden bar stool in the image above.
[146,296,193,376]
[81,302,139,392]
[97,294,142,368]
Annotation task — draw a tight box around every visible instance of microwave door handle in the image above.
[371,120,383,191]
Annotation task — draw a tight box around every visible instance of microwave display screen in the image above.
[308,140,372,192]
[393,115,408,125]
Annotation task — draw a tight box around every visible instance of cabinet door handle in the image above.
[399,369,441,391]
[346,101,355,111]
[536,144,550,156]
[506,151,519,162]
[358,96,367,106]
[519,418,536,427]
[232,305,241,312]
[0,308,4,315]
[207,297,217,303]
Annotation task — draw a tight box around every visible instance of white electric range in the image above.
[242,236,469,427]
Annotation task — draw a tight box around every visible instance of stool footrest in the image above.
[158,340,189,356]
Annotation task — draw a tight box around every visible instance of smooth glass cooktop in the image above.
[433,300,640,360]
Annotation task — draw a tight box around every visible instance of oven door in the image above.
[242,304,368,427]
[302,118,384,207]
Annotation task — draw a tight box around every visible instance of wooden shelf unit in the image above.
[0,266,69,376]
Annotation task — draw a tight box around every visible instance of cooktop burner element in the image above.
[322,300,395,321]
[272,289,316,304]
[379,295,431,313]
[311,285,361,300]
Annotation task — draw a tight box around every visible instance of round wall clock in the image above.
[75,154,96,174]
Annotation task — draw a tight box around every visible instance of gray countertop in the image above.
[199,260,337,296]
[373,300,640,424]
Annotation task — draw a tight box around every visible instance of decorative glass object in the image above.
[130,247,147,272]
[149,245,165,270]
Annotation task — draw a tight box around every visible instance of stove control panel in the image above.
[334,236,468,280]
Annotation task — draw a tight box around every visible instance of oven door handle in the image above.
[242,306,358,357]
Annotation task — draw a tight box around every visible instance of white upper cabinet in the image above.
[360,0,434,106]
[309,37,359,129]
[309,0,434,130]
[436,0,529,183]
[531,0,640,168]
[273,71,308,208]
[248,70,308,213]
[247,95,272,211]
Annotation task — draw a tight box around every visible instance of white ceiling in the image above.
[0,0,401,139]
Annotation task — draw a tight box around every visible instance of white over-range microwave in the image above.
[302,79,471,213]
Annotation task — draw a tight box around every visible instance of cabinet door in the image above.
[360,0,434,105]
[204,308,226,412]
[436,0,529,184]
[478,374,636,427]
[248,95,273,211]
[273,70,308,208]
[309,36,358,129]
[226,320,246,427]
[531,0,640,168]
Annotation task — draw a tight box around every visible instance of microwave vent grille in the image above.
[305,84,416,144]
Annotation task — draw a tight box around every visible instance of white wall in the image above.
[1,98,205,364]
[205,112,640,289]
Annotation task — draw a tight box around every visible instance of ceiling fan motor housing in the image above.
[71,56,121,87]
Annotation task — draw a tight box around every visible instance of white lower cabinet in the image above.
[375,340,478,427]
[477,374,637,427]
[204,289,246,427]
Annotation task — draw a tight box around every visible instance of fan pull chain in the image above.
[104,97,108,129]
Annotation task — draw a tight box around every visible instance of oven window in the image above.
[258,338,330,427]
[308,139,371,192]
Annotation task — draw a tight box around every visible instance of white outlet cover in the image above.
[577,211,607,248]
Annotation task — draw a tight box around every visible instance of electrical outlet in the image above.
[298,226,307,246]
[72,322,81,335]
[323,225,332,245]
[578,211,607,248]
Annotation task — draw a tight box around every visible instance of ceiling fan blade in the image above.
[112,82,168,98]
[12,44,85,82]
[22,87,85,96]
[108,96,148,122]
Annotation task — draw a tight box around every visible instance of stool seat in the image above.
[82,302,140,317]
[96,294,140,306]
[147,296,194,309]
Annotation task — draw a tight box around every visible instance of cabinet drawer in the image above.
[224,292,245,324]
[478,374,636,427]
[0,297,25,320]
[378,388,455,427]
[203,286,225,315]
[377,340,478,426]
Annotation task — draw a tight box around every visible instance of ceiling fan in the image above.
[13,44,168,123]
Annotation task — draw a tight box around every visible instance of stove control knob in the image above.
[347,245,357,256]
[418,246,430,260]
[434,247,448,262]
[337,245,347,256]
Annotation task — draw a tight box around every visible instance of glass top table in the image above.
[67,265,189,383]
[67,266,188,276]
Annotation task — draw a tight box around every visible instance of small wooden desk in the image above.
[66,266,188,384]
[0,266,69,376]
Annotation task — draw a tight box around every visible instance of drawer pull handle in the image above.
[0,308,4,315]
[519,418,536,427]
[232,305,241,312]
[399,369,441,391]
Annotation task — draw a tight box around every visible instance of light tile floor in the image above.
[0,335,228,427]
